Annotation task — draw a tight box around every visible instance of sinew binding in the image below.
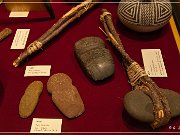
[13,0,103,67]
[100,9,180,129]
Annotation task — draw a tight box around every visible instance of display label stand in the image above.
[4,0,55,18]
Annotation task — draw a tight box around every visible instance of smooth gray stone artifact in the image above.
[124,89,180,122]
[75,37,115,81]
[100,8,179,128]
[117,0,172,32]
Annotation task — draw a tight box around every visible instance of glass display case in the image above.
[0,0,179,134]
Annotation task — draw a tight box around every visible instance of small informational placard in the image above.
[11,29,30,49]
[9,11,29,17]
[24,65,51,77]
[141,49,167,77]
[30,118,62,133]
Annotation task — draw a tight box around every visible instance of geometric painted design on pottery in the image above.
[119,2,140,24]
[154,2,172,24]
[118,0,172,26]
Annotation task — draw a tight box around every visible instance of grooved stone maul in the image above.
[75,37,115,81]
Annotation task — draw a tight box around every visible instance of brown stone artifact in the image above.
[117,0,172,32]
[47,73,85,118]
[100,9,180,129]
[19,81,43,118]
[0,28,12,42]
[75,37,115,81]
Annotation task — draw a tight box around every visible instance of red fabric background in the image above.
[0,1,179,134]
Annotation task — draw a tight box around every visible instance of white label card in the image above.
[9,11,29,17]
[11,29,30,49]
[141,49,167,77]
[24,65,51,77]
[30,118,62,133]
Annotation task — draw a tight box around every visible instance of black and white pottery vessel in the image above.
[117,0,172,32]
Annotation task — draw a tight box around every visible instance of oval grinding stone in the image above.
[19,81,43,118]
[75,36,115,81]
[124,89,180,122]
[47,73,85,118]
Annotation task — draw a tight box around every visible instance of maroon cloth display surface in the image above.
[0,1,180,134]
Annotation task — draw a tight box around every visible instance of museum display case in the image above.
[0,0,179,134]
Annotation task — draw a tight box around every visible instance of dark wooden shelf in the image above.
[171,0,180,34]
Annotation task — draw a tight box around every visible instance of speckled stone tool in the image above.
[75,36,115,81]
[0,28,12,42]
[47,73,85,118]
[19,81,43,118]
